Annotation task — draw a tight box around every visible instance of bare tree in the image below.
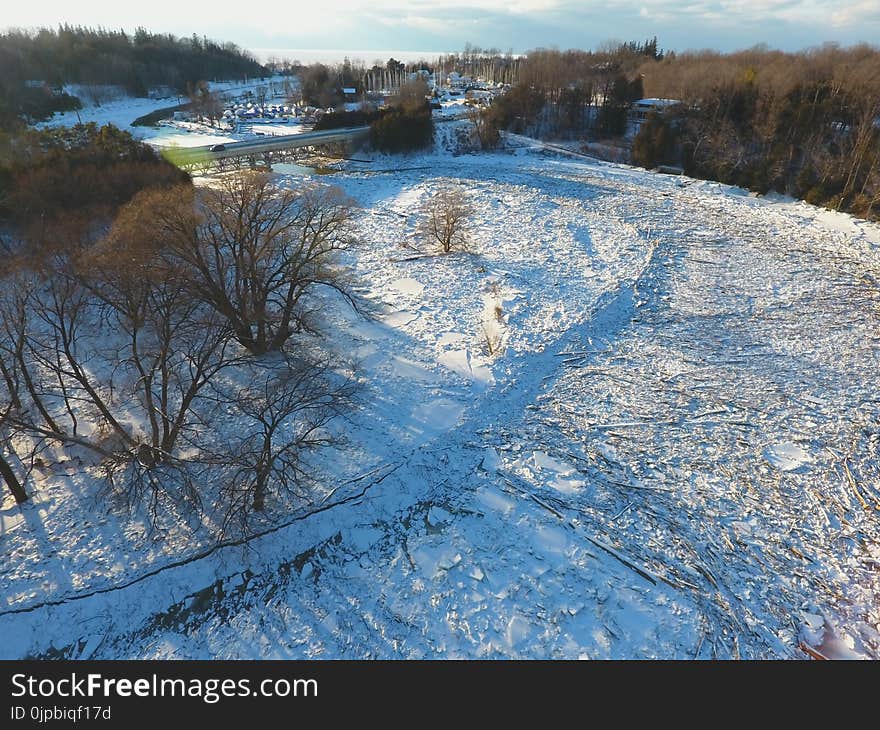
[0,215,240,521]
[188,80,223,126]
[141,173,358,355]
[79,207,244,468]
[466,105,500,149]
[212,354,355,533]
[394,77,430,111]
[0,352,27,504]
[0,448,26,504]
[0,256,108,505]
[419,187,473,254]
[0,173,361,531]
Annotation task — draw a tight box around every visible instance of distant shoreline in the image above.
[252,48,513,65]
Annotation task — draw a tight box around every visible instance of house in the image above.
[465,89,492,101]
[447,72,472,89]
[630,98,682,123]
[627,98,682,138]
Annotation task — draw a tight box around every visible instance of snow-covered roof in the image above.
[634,98,681,107]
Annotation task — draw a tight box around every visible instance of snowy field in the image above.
[147,130,238,148]
[36,77,293,143]
[35,92,183,139]
[1,130,878,659]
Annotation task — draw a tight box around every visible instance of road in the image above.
[166,125,371,163]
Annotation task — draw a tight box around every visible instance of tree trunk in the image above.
[0,451,27,504]
[252,471,267,511]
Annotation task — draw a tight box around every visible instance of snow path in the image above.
[2,148,878,659]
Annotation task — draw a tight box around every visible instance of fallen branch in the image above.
[389,254,436,262]
[799,642,828,660]
[592,419,677,429]
[499,474,659,586]
[842,460,878,511]
[579,531,658,585]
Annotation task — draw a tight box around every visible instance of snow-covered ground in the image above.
[144,119,310,150]
[36,78,469,154]
[36,77,293,142]
[35,93,182,139]
[1,133,878,659]
[148,130,239,148]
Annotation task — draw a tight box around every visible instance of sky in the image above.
[2,0,879,56]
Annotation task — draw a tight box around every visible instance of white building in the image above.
[630,98,681,123]
[627,98,682,138]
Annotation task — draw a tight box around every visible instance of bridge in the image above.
[162,126,371,171]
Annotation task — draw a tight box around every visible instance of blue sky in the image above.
[3,0,878,54]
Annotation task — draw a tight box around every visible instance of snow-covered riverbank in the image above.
[2,135,878,659]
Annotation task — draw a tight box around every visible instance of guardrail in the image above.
[163,126,371,166]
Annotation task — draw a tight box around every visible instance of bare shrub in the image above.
[418,186,472,254]
[480,282,505,357]
[466,105,500,150]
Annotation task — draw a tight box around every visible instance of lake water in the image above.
[252,48,458,66]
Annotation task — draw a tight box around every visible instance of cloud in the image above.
[1,0,878,53]
[830,0,880,27]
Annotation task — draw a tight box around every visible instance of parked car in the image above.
[209,144,226,152]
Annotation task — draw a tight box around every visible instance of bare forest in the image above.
[472,41,879,219]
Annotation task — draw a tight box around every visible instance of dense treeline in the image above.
[314,108,381,130]
[298,62,361,108]
[0,26,266,127]
[635,45,880,218]
[369,80,434,153]
[0,86,82,128]
[0,123,190,243]
[313,82,434,154]
[477,39,661,141]
[311,77,433,152]
[473,40,879,219]
[370,102,433,153]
